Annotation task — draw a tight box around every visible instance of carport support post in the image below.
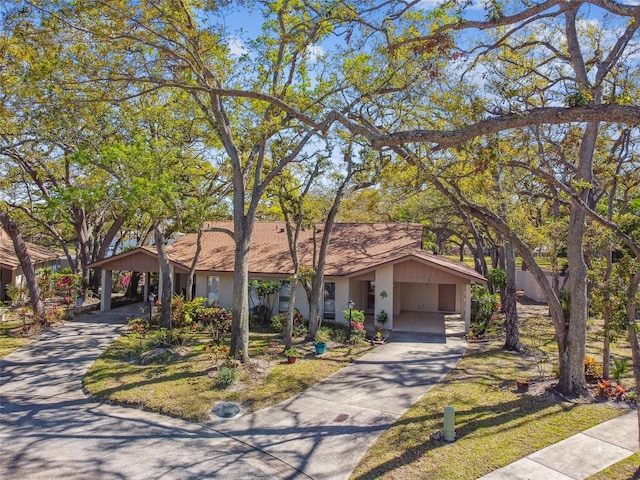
[444,406,455,442]
[375,264,394,328]
[100,269,112,312]
[143,272,149,304]
[463,284,471,333]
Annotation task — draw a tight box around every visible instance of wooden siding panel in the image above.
[102,253,159,272]
[394,260,470,284]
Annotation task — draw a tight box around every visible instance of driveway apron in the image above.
[1,308,466,480]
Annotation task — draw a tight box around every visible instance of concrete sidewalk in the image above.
[480,410,639,480]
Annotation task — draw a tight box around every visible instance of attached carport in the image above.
[89,247,190,312]
[357,251,486,335]
[392,255,483,334]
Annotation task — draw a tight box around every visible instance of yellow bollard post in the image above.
[443,406,455,442]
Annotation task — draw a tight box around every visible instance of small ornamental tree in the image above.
[249,280,282,326]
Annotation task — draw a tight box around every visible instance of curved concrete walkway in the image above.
[0,304,466,479]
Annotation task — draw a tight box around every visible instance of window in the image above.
[248,279,260,309]
[278,281,291,313]
[206,276,219,305]
[366,281,375,311]
[323,282,336,319]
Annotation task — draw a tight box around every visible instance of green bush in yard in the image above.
[215,366,237,389]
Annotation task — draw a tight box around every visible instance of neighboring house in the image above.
[90,222,486,334]
[0,228,61,303]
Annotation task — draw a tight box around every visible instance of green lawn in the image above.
[351,341,628,479]
[0,317,32,358]
[587,453,640,480]
[445,255,558,271]
[84,328,374,421]
[350,308,635,480]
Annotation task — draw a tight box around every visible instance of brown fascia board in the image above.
[0,261,15,270]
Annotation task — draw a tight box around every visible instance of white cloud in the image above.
[226,36,248,57]
[306,44,325,63]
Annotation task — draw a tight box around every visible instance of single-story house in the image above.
[0,228,62,302]
[90,222,486,334]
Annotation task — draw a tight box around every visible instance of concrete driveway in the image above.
[1,305,466,479]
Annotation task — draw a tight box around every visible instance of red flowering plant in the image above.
[344,308,366,344]
[53,273,82,303]
[265,340,282,358]
[597,379,626,399]
[206,344,230,370]
[114,272,131,291]
[351,320,365,331]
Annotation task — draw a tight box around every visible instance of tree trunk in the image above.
[629,324,640,449]
[185,229,203,302]
[230,216,251,363]
[90,216,126,293]
[503,242,522,351]
[0,213,45,320]
[153,222,173,329]
[307,194,343,339]
[556,121,598,397]
[125,272,141,298]
[622,269,640,449]
[73,206,92,283]
[285,273,298,350]
[307,271,324,340]
[602,313,611,380]
[467,217,488,277]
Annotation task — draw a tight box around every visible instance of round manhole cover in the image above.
[211,402,241,419]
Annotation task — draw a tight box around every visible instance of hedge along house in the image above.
[0,228,62,303]
[90,222,486,334]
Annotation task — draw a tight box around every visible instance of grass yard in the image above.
[587,452,640,480]
[351,305,636,480]
[79,303,640,478]
[0,318,32,358]
[84,327,374,421]
[445,255,558,271]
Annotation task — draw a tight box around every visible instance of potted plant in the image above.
[376,310,388,326]
[284,348,299,363]
[515,378,530,392]
[314,330,330,355]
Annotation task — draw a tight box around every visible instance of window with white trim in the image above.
[323,282,336,319]
[278,281,291,313]
[206,276,219,305]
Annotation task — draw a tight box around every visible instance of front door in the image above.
[438,284,456,311]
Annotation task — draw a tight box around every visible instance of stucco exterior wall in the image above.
[516,270,565,303]
[334,278,351,324]
[195,272,235,308]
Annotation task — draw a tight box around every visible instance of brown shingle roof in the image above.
[0,238,60,271]
[89,222,484,283]
[164,222,483,282]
